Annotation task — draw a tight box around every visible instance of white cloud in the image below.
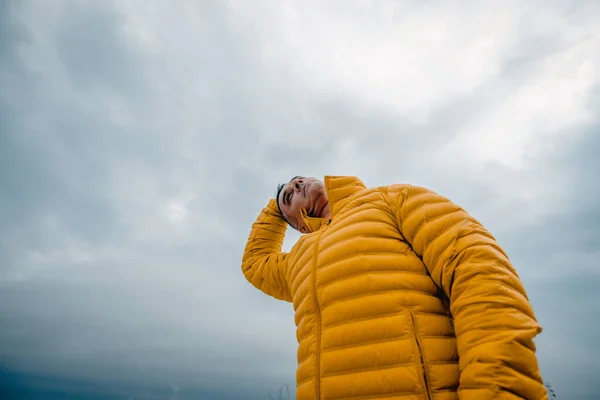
[164,192,194,225]
[228,1,526,119]
[226,0,600,171]
[439,31,600,169]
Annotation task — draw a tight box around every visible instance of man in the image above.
[242,176,546,400]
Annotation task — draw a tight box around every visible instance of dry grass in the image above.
[268,383,290,400]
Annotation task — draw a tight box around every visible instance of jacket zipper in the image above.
[312,234,323,400]
[409,309,432,400]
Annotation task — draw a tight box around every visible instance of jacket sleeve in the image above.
[241,198,292,302]
[388,184,546,399]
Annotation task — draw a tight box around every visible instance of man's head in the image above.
[276,176,331,233]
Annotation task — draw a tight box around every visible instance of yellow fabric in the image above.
[242,176,546,400]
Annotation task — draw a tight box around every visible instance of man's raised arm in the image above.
[387,184,546,399]
[241,198,292,302]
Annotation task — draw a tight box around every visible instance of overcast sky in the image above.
[1,0,599,399]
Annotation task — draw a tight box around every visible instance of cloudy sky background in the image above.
[1,0,599,399]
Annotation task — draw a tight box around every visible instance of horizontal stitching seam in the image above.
[405,191,444,205]
[420,210,464,245]
[329,389,425,400]
[407,208,461,242]
[322,268,426,288]
[403,207,446,232]
[322,288,435,311]
[296,375,313,387]
[322,361,413,379]
[323,310,402,331]
[318,250,408,272]
[404,196,449,216]
[421,335,456,339]
[290,268,311,295]
[329,195,380,225]
[292,278,310,305]
[297,353,313,366]
[322,336,409,353]
[254,223,285,233]
[427,360,459,365]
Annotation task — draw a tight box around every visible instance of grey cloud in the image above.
[1,1,297,398]
[493,125,600,400]
[54,1,144,92]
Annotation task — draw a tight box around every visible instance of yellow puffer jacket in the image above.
[242,176,546,400]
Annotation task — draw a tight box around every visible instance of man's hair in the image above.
[276,176,304,230]
[275,182,294,229]
[276,182,285,213]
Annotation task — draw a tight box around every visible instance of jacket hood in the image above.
[299,175,366,233]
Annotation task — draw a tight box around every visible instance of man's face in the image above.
[278,176,330,233]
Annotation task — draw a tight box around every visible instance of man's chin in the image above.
[315,192,329,217]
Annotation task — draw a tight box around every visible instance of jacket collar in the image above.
[300,175,366,233]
